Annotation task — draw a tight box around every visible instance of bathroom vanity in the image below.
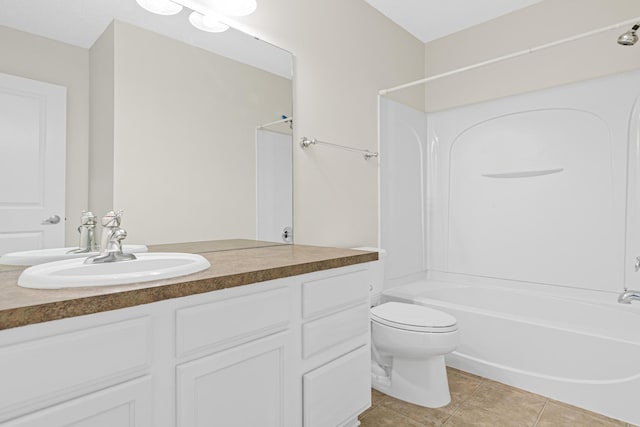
[0,242,377,427]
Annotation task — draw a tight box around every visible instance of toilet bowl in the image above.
[352,247,459,408]
[370,302,459,408]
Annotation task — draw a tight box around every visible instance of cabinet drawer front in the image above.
[4,376,152,427]
[302,304,369,359]
[302,269,368,319]
[303,346,371,427]
[176,286,290,358]
[0,317,151,421]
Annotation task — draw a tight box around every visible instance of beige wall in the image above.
[423,0,640,112]
[0,25,89,245]
[95,21,292,245]
[234,0,425,248]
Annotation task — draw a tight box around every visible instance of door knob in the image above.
[42,215,61,225]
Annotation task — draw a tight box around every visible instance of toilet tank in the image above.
[352,247,386,304]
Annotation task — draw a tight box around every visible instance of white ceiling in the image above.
[0,0,292,78]
[0,0,546,76]
[364,0,544,43]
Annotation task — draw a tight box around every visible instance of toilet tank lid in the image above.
[371,302,456,329]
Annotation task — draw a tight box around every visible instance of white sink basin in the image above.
[18,252,210,289]
[0,245,148,266]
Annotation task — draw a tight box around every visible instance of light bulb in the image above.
[136,0,183,15]
[189,12,230,33]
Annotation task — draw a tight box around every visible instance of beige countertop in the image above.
[0,242,377,331]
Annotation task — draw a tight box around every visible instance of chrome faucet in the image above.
[84,210,137,264]
[618,289,640,304]
[67,211,99,254]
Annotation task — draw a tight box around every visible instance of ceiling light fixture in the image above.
[135,0,183,15]
[188,11,230,33]
[205,0,257,17]
[135,0,257,34]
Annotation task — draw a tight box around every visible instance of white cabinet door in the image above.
[3,377,152,427]
[303,346,371,427]
[177,332,293,427]
[0,72,66,255]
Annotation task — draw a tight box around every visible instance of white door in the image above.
[256,129,293,243]
[0,73,66,255]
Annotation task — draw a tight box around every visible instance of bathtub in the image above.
[382,279,640,425]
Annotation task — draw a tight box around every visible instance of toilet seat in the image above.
[371,302,457,333]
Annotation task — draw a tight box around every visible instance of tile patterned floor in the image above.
[359,368,637,427]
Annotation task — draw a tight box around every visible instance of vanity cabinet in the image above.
[0,263,371,427]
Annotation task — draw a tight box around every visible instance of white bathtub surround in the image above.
[379,69,640,425]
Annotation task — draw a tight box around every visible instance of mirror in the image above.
[0,0,293,254]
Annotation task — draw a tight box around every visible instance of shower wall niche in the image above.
[380,69,640,294]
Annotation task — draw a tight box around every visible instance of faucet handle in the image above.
[79,211,97,226]
[101,210,123,228]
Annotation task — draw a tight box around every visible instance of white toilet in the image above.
[357,248,459,408]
